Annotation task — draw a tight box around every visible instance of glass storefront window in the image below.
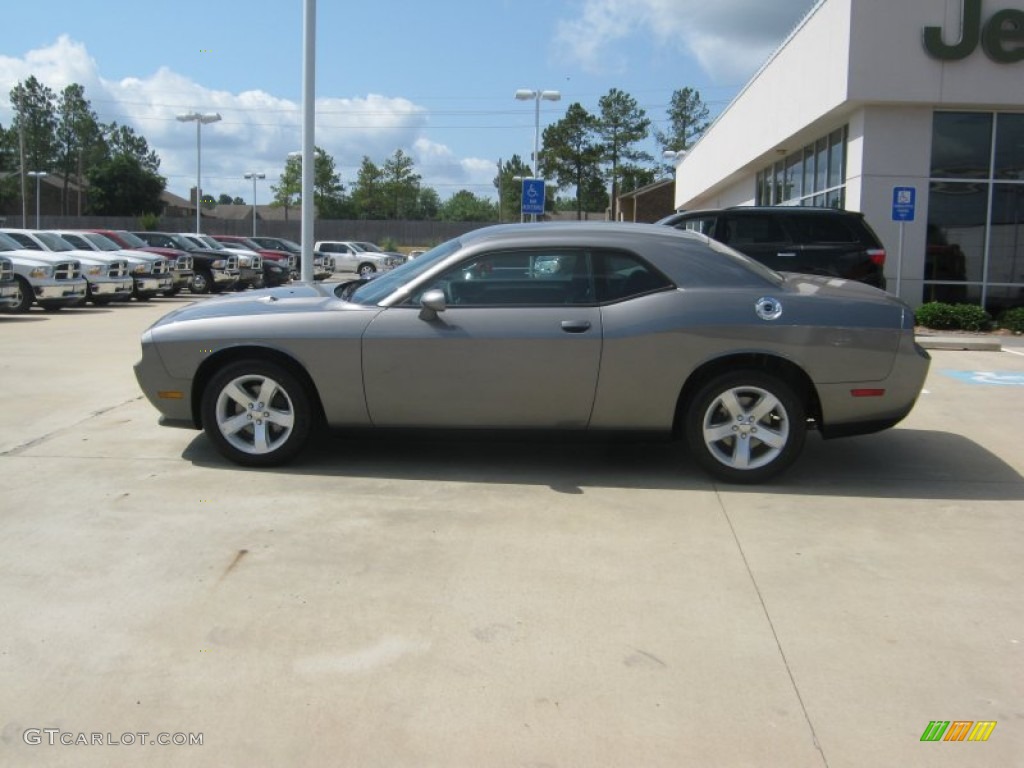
[785,154,803,200]
[815,138,829,192]
[930,112,993,179]
[994,114,1024,181]
[926,182,988,303]
[989,184,1024,285]
[828,130,845,189]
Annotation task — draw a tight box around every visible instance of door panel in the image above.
[362,306,602,427]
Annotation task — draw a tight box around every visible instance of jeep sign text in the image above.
[923,0,1024,62]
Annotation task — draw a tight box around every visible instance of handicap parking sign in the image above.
[521,178,546,216]
[892,186,916,221]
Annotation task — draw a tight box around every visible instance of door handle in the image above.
[560,320,592,333]
[777,252,797,258]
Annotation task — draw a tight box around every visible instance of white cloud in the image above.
[0,36,475,202]
[554,0,814,83]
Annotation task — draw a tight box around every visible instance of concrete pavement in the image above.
[1,299,1022,767]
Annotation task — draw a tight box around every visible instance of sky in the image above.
[0,0,815,205]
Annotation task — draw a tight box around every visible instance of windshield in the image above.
[82,232,121,251]
[117,231,148,248]
[35,232,73,251]
[169,234,200,251]
[344,238,462,306]
[0,233,22,251]
[198,236,226,250]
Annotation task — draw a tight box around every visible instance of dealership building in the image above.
[672,0,1024,310]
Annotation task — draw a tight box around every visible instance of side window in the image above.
[62,234,87,249]
[787,216,858,243]
[7,233,41,250]
[414,249,590,306]
[719,215,788,246]
[593,250,673,303]
[685,216,717,236]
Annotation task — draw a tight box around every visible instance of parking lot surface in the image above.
[1,298,1022,767]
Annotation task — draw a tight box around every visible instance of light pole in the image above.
[27,171,46,229]
[515,89,560,221]
[176,111,222,233]
[244,172,265,236]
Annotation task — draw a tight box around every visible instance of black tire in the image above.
[8,276,34,313]
[357,262,376,279]
[201,360,313,467]
[191,269,212,295]
[163,286,181,297]
[684,371,806,484]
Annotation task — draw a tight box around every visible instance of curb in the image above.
[915,336,1002,351]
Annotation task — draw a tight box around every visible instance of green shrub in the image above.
[999,307,1024,333]
[137,212,161,231]
[915,302,991,331]
[381,236,397,251]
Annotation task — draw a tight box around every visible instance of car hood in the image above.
[151,282,340,329]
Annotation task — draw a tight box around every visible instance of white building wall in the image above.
[674,0,1024,305]
[675,0,854,209]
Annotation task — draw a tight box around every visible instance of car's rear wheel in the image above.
[8,276,34,313]
[358,262,376,278]
[684,371,806,484]
[201,360,312,467]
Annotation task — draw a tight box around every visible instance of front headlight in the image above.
[86,266,103,276]
[29,266,52,278]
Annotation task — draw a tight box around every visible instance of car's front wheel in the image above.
[8,276,34,313]
[684,371,806,484]
[201,360,312,467]
[358,262,376,278]
[191,269,212,294]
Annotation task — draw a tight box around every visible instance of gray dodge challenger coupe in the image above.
[134,222,930,483]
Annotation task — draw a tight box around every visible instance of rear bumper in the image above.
[818,332,931,439]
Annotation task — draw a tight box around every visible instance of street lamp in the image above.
[27,171,46,229]
[515,88,560,222]
[244,172,266,236]
[177,111,222,233]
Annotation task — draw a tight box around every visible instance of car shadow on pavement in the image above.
[181,427,1023,500]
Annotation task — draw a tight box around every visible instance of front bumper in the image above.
[90,277,134,298]
[134,275,174,295]
[36,278,88,302]
[0,282,18,308]
[135,333,196,425]
[212,269,240,285]
[171,270,193,288]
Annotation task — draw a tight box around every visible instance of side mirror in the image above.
[419,289,447,321]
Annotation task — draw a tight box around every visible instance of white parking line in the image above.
[1004,348,1024,357]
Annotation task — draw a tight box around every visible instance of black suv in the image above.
[658,207,887,289]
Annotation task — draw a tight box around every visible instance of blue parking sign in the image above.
[521,178,546,216]
[892,186,916,221]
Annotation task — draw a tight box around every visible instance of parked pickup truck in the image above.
[131,232,240,294]
[249,236,334,280]
[0,232,87,312]
[179,234,262,290]
[89,229,194,296]
[313,240,405,278]
[1,228,132,305]
[50,230,174,300]
[211,234,294,287]
[0,255,19,309]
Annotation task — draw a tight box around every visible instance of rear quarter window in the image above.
[786,216,861,244]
